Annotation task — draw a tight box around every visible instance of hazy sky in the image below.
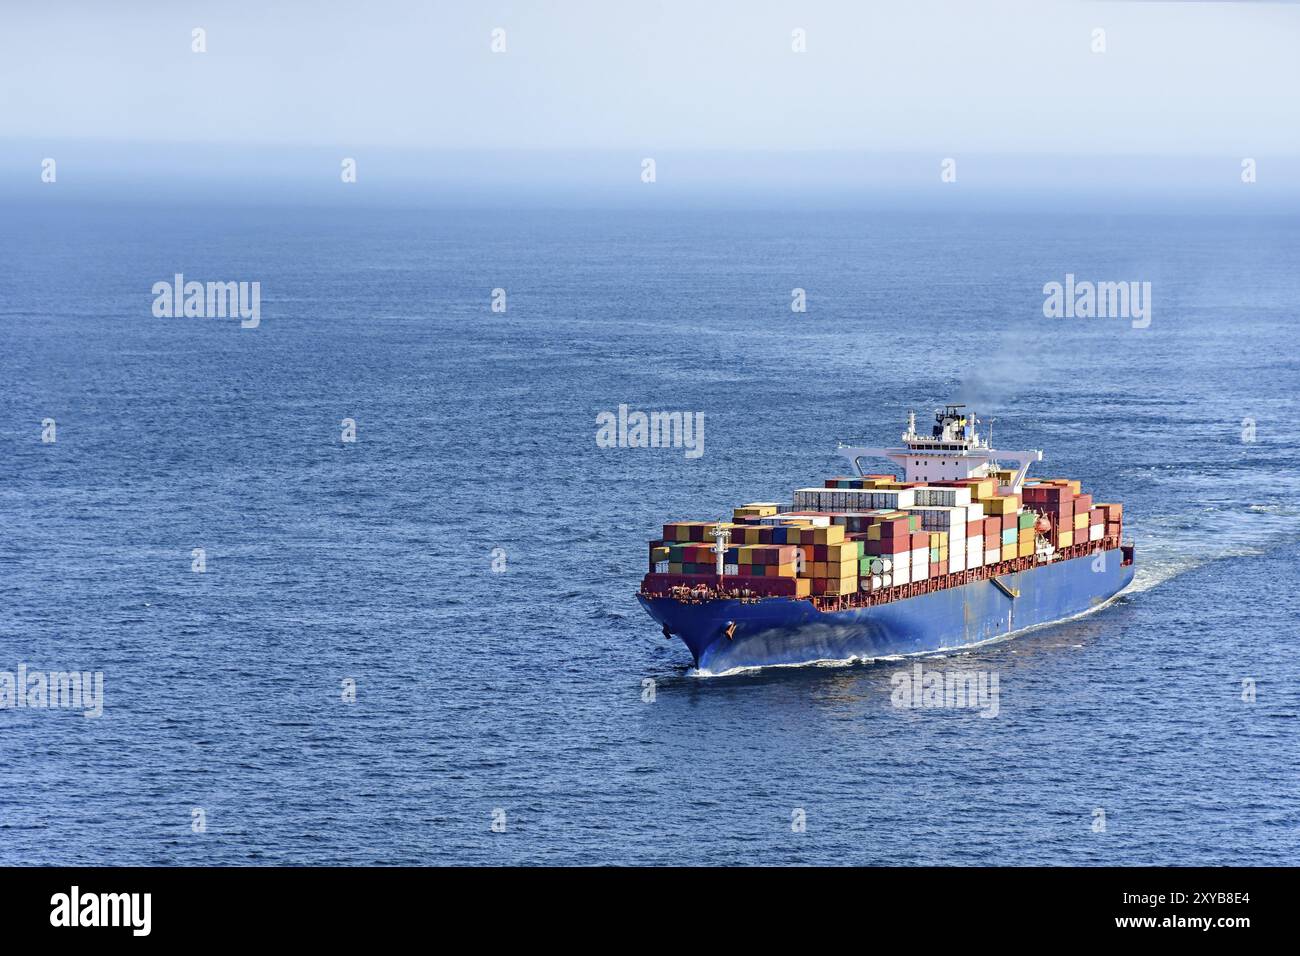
[3,0,1297,154]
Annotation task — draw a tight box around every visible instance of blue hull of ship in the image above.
[638,548,1134,673]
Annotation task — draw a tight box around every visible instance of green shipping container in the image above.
[1018,512,1035,530]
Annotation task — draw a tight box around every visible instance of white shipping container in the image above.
[911,548,929,581]
[965,502,986,522]
[893,563,911,587]
[907,506,967,534]
[795,488,917,511]
[759,513,830,526]
[913,486,972,508]
[1089,524,1103,541]
[947,550,966,574]
[966,537,983,569]
[893,549,910,576]
[724,564,739,575]
[984,548,1000,566]
[655,561,669,574]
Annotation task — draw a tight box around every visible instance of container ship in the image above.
[637,405,1135,672]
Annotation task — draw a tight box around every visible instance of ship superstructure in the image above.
[837,404,1042,488]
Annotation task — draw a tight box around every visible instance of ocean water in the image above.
[1,202,1298,865]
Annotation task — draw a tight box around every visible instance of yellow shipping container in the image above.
[1058,530,1074,548]
[734,506,780,520]
[1000,543,1016,562]
[774,563,796,578]
[984,495,1021,515]
[812,525,845,545]
[1073,512,1089,531]
[1017,540,1033,558]
[813,561,828,577]
[795,578,812,598]
[828,542,858,561]
[967,478,996,500]
[740,502,781,515]
[1019,528,1034,543]
[651,546,670,562]
[824,575,859,595]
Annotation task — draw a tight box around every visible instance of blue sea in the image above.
[1,202,1298,865]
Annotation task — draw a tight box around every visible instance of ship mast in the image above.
[710,525,730,583]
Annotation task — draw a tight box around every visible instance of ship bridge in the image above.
[837,405,1042,491]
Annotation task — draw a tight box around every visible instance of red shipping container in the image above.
[1023,484,1073,505]
[911,531,928,550]
[882,517,912,537]
[1074,493,1093,514]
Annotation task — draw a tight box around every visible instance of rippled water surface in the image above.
[1,204,1297,864]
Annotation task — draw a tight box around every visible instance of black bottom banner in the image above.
[0,865,1282,942]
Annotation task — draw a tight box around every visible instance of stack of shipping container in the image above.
[644,472,1123,600]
